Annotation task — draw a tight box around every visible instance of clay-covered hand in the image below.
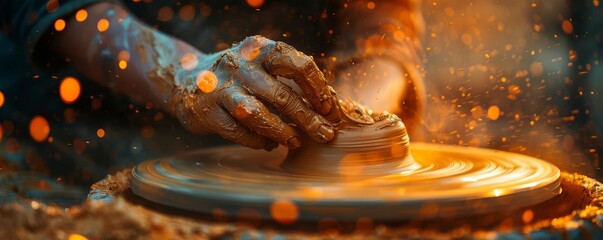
[171,36,341,150]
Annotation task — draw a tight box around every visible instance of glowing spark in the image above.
[30,116,50,142]
[97,128,105,138]
[487,105,501,120]
[75,9,88,22]
[180,53,198,71]
[246,0,265,8]
[522,209,534,223]
[118,60,128,70]
[68,234,89,240]
[367,1,376,9]
[97,19,110,32]
[196,70,218,93]
[562,20,573,34]
[270,199,299,225]
[54,19,66,31]
[0,91,4,108]
[59,77,81,104]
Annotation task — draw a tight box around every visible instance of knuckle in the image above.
[242,35,273,48]
[271,85,292,107]
[233,102,261,120]
[217,52,240,70]
[228,128,254,143]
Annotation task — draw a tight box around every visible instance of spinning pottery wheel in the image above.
[131,100,561,222]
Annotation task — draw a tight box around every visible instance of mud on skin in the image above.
[150,36,344,150]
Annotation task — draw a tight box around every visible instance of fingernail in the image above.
[287,136,302,149]
[318,125,335,141]
[264,141,279,151]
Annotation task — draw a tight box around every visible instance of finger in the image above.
[243,70,335,143]
[262,41,341,122]
[208,107,279,151]
[220,87,302,149]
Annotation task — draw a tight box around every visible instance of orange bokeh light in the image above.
[97,19,110,32]
[487,105,501,120]
[0,91,4,108]
[118,60,128,70]
[180,53,198,71]
[367,1,376,9]
[562,20,573,34]
[196,70,219,93]
[60,77,81,104]
[158,7,174,22]
[30,116,50,142]
[68,233,89,240]
[118,50,131,61]
[54,19,66,31]
[246,0,265,8]
[46,0,59,12]
[97,128,106,138]
[270,199,299,225]
[179,5,196,21]
[75,9,88,22]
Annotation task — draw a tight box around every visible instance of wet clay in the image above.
[282,97,414,176]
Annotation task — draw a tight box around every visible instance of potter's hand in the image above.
[44,2,339,150]
[171,36,341,150]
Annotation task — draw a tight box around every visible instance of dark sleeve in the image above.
[0,0,109,66]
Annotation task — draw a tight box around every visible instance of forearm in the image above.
[43,2,212,113]
[329,0,425,132]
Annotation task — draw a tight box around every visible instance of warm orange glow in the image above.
[0,91,4,108]
[367,1,376,9]
[30,116,50,143]
[521,210,534,223]
[54,19,66,31]
[179,5,196,21]
[75,9,88,22]
[59,77,81,104]
[158,7,174,22]
[240,43,261,61]
[68,233,89,240]
[46,0,59,12]
[470,106,483,119]
[118,60,128,70]
[180,53,198,71]
[270,199,299,224]
[246,0,265,8]
[118,50,131,61]
[97,128,105,138]
[97,19,110,32]
[487,106,501,120]
[562,20,573,34]
[196,70,219,93]
[508,84,522,99]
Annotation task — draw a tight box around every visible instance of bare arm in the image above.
[330,0,425,132]
[41,2,340,150]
